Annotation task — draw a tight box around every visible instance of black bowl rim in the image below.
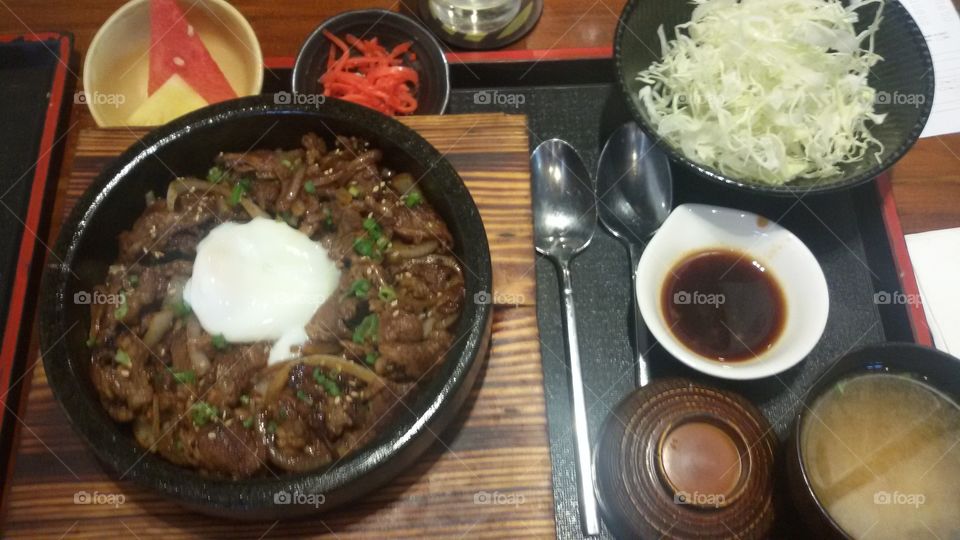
[789,341,960,536]
[38,95,491,514]
[613,0,935,196]
[291,8,451,115]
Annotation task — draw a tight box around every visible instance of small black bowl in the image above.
[39,96,491,519]
[293,9,450,115]
[786,343,960,538]
[614,0,934,195]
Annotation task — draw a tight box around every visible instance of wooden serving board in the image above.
[0,114,555,538]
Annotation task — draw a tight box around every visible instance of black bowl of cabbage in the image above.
[615,0,934,195]
[38,96,492,519]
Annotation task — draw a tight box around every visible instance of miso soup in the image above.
[801,373,960,538]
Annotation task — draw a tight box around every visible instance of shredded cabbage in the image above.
[637,0,886,185]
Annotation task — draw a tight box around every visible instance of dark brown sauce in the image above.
[661,249,785,362]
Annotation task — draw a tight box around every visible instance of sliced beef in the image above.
[194,421,266,477]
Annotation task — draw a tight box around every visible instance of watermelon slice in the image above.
[148,0,238,104]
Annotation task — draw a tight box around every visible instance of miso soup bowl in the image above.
[786,342,960,538]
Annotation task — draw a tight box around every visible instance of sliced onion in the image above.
[166,178,231,211]
[239,198,268,219]
[267,442,332,472]
[188,347,211,376]
[438,313,459,330]
[143,310,175,348]
[259,354,385,401]
[391,172,415,194]
[388,240,437,261]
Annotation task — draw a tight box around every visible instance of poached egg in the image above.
[183,217,340,363]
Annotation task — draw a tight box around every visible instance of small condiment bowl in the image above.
[84,0,263,127]
[293,9,450,115]
[786,343,960,538]
[637,203,829,380]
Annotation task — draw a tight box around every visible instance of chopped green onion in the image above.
[114,297,128,320]
[348,185,361,198]
[281,158,294,169]
[346,278,371,298]
[353,237,374,257]
[242,417,254,429]
[404,192,423,207]
[323,209,334,230]
[296,389,313,404]
[207,166,225,183]
[173,370,196,385]
[362,217,381,237]
[312,368,342,397]
[240,394,250,405]
[378,285,396,302]
[128,275,139,287]
[364,352,378,366]
[114,349,132,367]
[191,401,218,426]
[266,420,278,434]
[173,299,192,318]
[85,336,97,348]
[227,178,251,206]
[279,210,298,227]
[304,180,316,194]
[211,334,228,350]
[375,236,390,249]
[352,314,379,344]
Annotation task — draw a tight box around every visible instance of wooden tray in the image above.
[0,113,556,538]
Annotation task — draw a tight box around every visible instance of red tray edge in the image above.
[0,31,73,513]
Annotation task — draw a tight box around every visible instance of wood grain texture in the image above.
[0,115,554,538]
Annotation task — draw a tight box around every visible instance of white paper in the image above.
[905,227,960,355]
[899,0,960,137]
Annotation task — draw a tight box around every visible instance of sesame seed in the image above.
[207,431,216,440]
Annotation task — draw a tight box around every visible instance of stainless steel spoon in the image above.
[531,139,600,536]
[596,122,673,388]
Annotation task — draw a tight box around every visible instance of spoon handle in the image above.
[629,243,651,387]
[557,260,601,536]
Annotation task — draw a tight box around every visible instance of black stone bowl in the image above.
[786,342,960,538]
[38,96,492,519]
[293,9,450,115]
[614,0,934,195]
